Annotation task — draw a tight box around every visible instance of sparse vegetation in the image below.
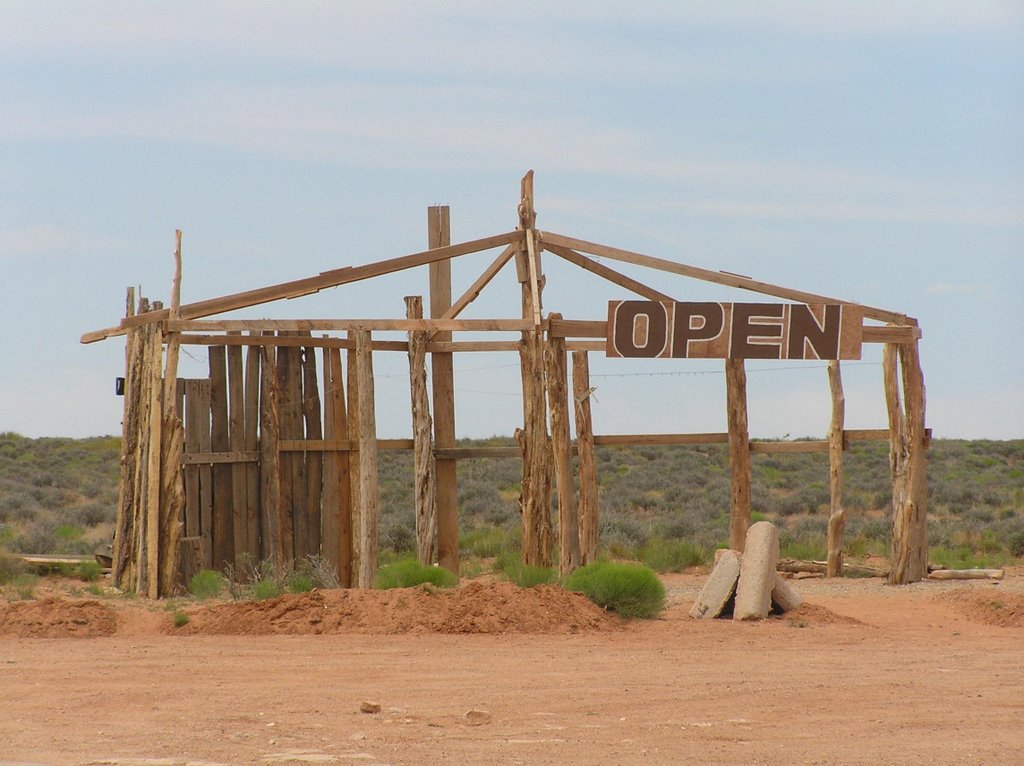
[188,569,225,600]
[564,562,666,619]
[493,551,557,587]
[375,557,458,590]
[0,433,1020,578]
[172,610,189,628]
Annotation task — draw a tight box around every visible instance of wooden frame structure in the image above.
[83,172,929,596]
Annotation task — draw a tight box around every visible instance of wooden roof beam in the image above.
[540,231,916,326]
[81,230,524,344]
[544,241,675,303]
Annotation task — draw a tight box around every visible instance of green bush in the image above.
[375,558,457,590]
[640,537,708,572]
[172,610,189,628]
[286,571,314,593]
[188,569,225,600]
[253,578,282,600]
[76,560,103,582]
[564,562,665,619]
[460,526,517,558]
[11,573,39,600]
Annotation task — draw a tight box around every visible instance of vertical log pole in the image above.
[209,346,233,570]
[572,351,599,565]
[158,230,185,595]
[826,360,846,577]
[346,333,361,578]
[354,330,379,588]
[259,340,282,565]
[546,314,580,576]
[725,358,751,552]
[428,206,459,575]
[515,171,553,567]
[322,345,352,586]
[243,337,261,559]
[887,339,929,584]
[900,341,928,581]
[113,287,138,588]
[228,336,248,573]
[884,342,911,584]
[302,344,323,557]
[406,295,438,566]
[144,323,163,598]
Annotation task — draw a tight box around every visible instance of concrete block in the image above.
[770,572,802,613]
[734,521,780,621]
[690,549,741,619]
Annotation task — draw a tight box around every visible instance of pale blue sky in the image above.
[1,2,1022,440]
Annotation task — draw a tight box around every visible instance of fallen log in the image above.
[927,568,1004,581]
[777,558,888,578]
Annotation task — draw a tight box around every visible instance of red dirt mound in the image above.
[777,602,867,627]
[935,588,1024,627]
[0,597,117,638]
[171,580,622,635]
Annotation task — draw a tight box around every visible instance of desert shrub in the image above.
[253,578,282,600]
[172,611,189,628]
[564,562,665,619]
[76,560,103,582]
[460,526,517,558]
[188,569,225,600]
[0,548,25,583]
[10,573,39,600]
[375,557,457,590]
[930,545,1007,570]
[640,537,708,572]
[295,555,340,590]
[286,571,314,593]
[493,551,557,587]
[1009,530,1024,559]
[381,521,416,554]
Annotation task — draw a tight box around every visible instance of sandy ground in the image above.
[1,571,1023,766]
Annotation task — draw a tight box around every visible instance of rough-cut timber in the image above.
[690,549,741,620]
[545,314,580,576]
[516,173,552,568]
[734,522,780,621]
[354,330,379,589]
[301,343,323,557]
[572,351,599,565]
[770,573,802,613]
[405,295,437,566]
[258,343,282,563]
[928,569,1004,581]
[886,341,928,584]
[428,206,459,575]
[725,359,751,552]
[826,360,845,577]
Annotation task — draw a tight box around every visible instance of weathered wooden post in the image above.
[546,313,580,576]
[259,340,282,564]
[515,171,553,567]
[354,329,380,588]
[406,295,438,566]
[428,206,460,575]
[572,350,600,565]
[826,360,845,577]
[885,339,928,584]
[321,345,352,585]
[725,358,751,552]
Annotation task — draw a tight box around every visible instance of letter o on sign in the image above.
[612,301,669,358]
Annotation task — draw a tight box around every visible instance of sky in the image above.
[1,1,1022,442]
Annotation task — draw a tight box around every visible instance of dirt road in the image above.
[1,574,1022,765]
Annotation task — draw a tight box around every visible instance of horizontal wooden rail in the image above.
[167,318,533,333]
[750,440,829,454]
[278,439,414,452]
[182,450,260,465]
[178,334,408,352]
[434,446,522,460]
[862,325,923,343]
[592,433,729,447]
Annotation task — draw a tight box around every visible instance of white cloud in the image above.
[0,226,71,258]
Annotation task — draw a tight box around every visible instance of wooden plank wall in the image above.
[180,334,339,576]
